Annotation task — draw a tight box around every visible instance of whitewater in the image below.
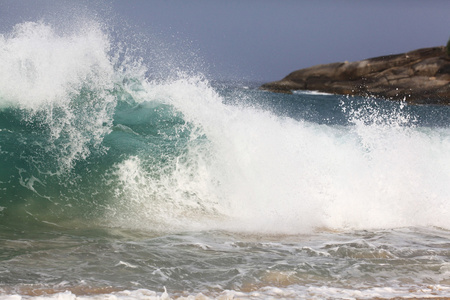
[0,19,450,300]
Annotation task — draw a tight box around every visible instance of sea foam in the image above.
[107,75,450,234]
[0,21,116,171]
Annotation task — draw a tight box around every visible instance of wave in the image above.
[1,21,450,235]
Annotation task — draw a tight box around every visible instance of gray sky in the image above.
[1,0,449,81]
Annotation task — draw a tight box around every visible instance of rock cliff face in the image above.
[260,47,450,104]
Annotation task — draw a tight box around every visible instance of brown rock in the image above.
[260,46,450,104]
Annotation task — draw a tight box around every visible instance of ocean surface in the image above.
[1,20,450,300]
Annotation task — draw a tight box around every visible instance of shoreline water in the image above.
[1,226,450,299]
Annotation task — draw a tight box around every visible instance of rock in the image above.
[260,46,450,104]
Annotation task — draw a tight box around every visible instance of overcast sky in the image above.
[1,0,449,82]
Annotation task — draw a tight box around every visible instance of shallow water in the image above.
[1,227,450,299]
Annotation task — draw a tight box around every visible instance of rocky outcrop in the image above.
[260,47,450,104]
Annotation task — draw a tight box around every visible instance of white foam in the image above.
[0,21,117,171]
[2,284,450,299]
[0,21,114,109]
[109,76,450,234]
[293,90,334,96]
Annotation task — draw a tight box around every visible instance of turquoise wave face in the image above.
[0,81,193,230]
[0,22,214,232]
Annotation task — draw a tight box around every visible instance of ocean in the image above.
[1,20,450,300]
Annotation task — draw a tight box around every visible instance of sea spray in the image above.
[0,20,124,229]
[0,21,117,173]
[104,76,450,234]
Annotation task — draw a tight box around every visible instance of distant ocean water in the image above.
[1,21,450,300]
